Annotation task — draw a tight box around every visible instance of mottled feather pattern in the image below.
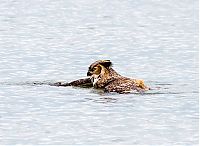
[87,60,149,93]
[54,60,149,94]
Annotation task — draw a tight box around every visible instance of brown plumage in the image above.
[54,60,149,93]
[87,60,149,93]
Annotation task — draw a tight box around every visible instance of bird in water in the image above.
[54,60,149,94]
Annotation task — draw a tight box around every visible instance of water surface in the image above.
[0,0,198,145]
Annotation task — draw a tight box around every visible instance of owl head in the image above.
[87,60,112,76]
[87,60,120,87]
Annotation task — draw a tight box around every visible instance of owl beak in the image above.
[87,71,92,76]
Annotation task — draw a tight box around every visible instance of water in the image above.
[0,0,198,145]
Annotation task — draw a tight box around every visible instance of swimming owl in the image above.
[87,60,149,93]
[54,60,149,94]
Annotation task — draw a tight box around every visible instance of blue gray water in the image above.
[0,0,198,145]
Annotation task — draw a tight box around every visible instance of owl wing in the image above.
[53,78,93,87]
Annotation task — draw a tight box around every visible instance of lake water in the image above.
[0,0,198,145]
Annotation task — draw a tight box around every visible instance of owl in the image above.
[86,60,149,93]
[54,60,149,93]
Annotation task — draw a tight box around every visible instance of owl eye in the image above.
[92,67,97,71]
